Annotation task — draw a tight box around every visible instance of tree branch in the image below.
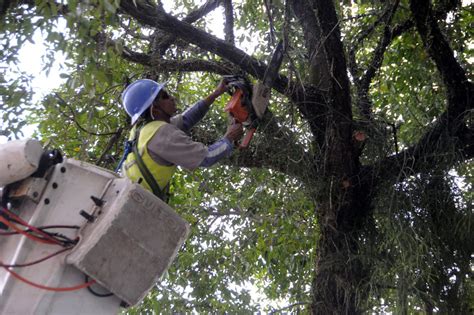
[192,110,315,182]
[54,93,119,137]
[309,0,356,180]
[119,0,332,150]
[119,0,323,101]
[94,31,238,75]
[409,0,472,118]
[289,0,334,146]
[359,1,400,94]
[311,0,351,112]
[290,0,331,92]
[120,1,275,87]
[356,1,400,121]
[223,0,234,45]
[150,0,222,56]
[263,0,276,45]
[348,1,460,122]
[96,127,124,166]
[366,0,473,190]
[269,301,311,314]
[355,0,472,189]
[233,110,316,183]
[119,18,152,41]
[122,45,236,74]
[369,112,473,189]
[348,6,387,82]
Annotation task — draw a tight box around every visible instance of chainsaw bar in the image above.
[223,42,284,149]
[252,40,284,118]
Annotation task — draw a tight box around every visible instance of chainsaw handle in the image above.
[238,128,256,150]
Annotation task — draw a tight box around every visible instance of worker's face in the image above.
[154,90,177,117]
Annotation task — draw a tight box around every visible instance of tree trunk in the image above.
[307,1,371,313]
[311,177,373,314]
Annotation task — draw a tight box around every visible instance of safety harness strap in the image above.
[132,128,165,201]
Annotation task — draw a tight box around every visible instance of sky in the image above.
[18,33,67,98]
[0,31,66,144]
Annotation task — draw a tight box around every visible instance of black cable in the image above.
[39,225,81,230]
[84,275,114,297]
[38,230,78,246]
[0,247,72,268]
[0,223,79,246]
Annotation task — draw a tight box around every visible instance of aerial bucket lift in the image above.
[0,139,190,314]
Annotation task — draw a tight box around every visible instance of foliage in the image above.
[363,169,473,313]
[135,166,317,312]
[1,0,472,313]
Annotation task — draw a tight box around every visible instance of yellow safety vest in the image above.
[123,120,177,194]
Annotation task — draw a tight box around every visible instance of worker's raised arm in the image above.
[173,79,228,132]
[147,122,243,170]
[199,122,243,167]
[202,79,228,106]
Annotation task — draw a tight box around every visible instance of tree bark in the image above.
[306,1,368,314]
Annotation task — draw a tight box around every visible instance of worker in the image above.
[119,78,243,200]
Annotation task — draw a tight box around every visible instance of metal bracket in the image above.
[8,177,48,204]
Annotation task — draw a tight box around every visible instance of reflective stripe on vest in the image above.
[124,121,177,193]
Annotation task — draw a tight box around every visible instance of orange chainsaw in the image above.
[223,75,255,148]
[224,41,284,149]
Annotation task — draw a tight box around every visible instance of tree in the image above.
[1,0,472,313]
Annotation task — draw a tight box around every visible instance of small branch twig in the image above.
[96,127,124,166]
[151,0,222,56]
[263,0,276,45]
[269,301,311,314]
[355,1,400,121]
[54,93,118,136]
[223,0,235,44]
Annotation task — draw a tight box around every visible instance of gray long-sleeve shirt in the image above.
[147,100,233,170]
